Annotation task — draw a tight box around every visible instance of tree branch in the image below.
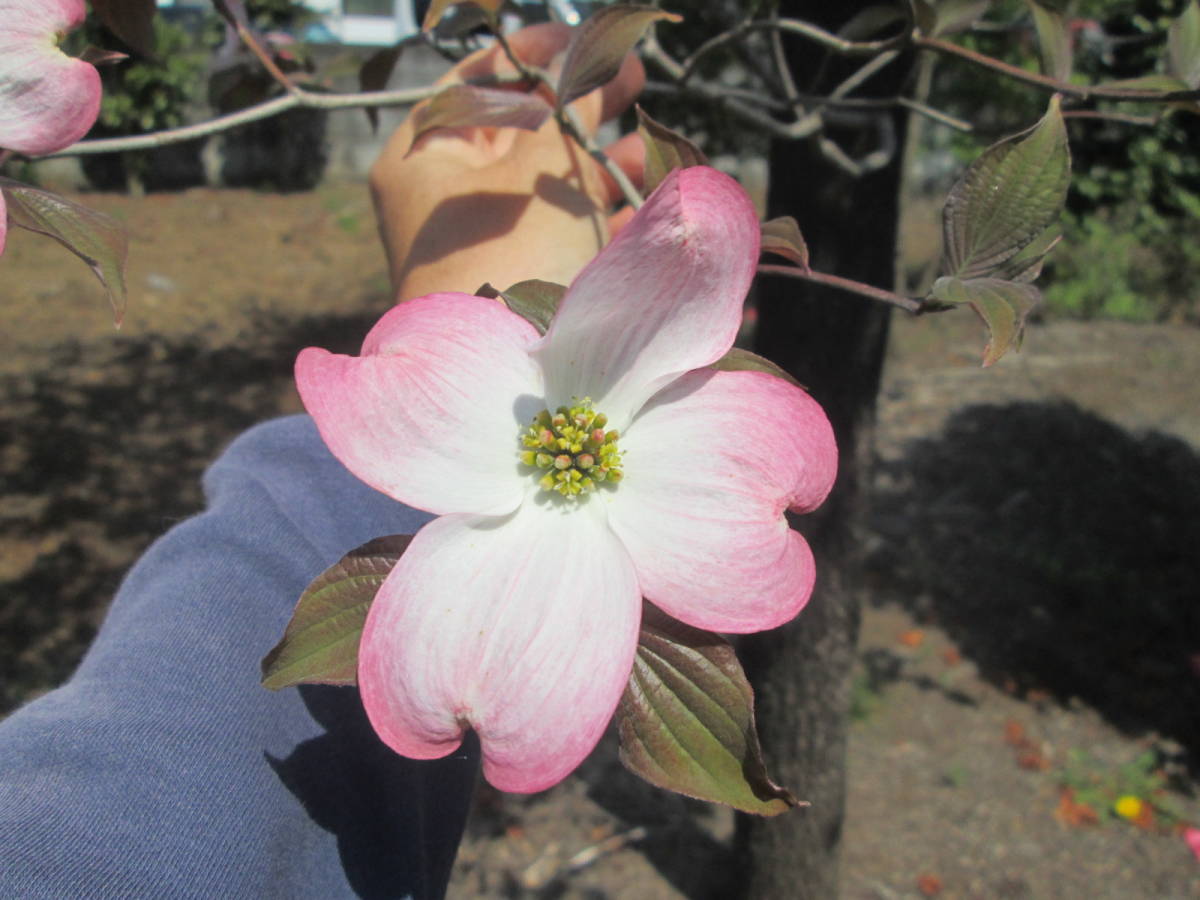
[757,264,924,313]
[915,34,1200,102]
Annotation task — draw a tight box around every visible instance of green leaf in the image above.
[759,216,810,270]
[1,179,129,326]
[636,106,708,196]
[930,276,1040,367]
[498,279,567,335]
[556,5,681,111]
[1168,0,1200,89]
[919,0,991,36]
[1027,1,1072,82]
[410,85,552,148]
[616,604,801,816]
[710,348,806,390]
[941,95,1070,281]
[260,535,411,690]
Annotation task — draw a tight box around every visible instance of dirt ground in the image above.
[2,184,1198,898]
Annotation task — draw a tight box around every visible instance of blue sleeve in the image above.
[0,415,477,900]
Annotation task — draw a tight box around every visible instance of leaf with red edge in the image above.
[636,106,707,195]
[359,44,404,132]
[617,603,801,816]
[410,85,552,148]
[422,0,502,32]
[1027,1,1072,82]
[79,46,130,67]
[556,5,681,111]
[1168,0,1200,89]
[930,276,1040,367]
[261,535,412,690]
[760,216,810,270]
[90,0,157,57]
[1,179,128,326]
[941,95,1070,281]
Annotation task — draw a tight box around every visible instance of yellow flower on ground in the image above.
[1114,795,1143,821]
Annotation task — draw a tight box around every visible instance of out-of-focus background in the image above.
[2,0,1198,896]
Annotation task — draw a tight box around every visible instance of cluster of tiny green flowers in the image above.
[518,397,623,497]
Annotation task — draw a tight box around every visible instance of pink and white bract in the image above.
[296,167,837,792]
[0,0,102,253]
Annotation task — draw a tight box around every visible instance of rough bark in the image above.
[734,6,913,897]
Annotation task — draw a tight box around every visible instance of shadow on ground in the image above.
[869,401,1200,768]
[0,306,383,715]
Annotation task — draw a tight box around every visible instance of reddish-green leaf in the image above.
[359,44,405,133]
[760,216,810,270]
[710,348,805,390]
[930,276,1040,367]
[90,0,157,57]
[1168,0,1200,89]
[422,0,502,32]
[1027,1,1072,82]
[1,179,129,326]
[556,5,682,111]
[260,535,411,690]
[499,279,567,335]
[941,95,1070,281]
[617,604,801,816]
[410,85,552,148]
[636,106,707,195]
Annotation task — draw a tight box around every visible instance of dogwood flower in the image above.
[296,167,837,792]
[0,0,101,253]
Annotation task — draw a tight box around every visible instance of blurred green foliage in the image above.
[78,15,207,136]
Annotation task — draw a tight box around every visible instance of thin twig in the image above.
[640,43,824,140]
[915,34,1200,102]
[681,17,905,81]
[40,79,521,158]
[1061,109,1160,126]
[829,49,900,101]
[758,264,924,313]
[896,96,973,131]
[558,107,644,209]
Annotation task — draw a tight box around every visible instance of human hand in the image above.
[369,24,645,302]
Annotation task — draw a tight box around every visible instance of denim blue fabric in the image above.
[0,415,478,899]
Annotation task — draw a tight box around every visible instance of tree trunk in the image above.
[735,6,914,897]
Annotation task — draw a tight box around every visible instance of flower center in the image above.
[518,397,623,498]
